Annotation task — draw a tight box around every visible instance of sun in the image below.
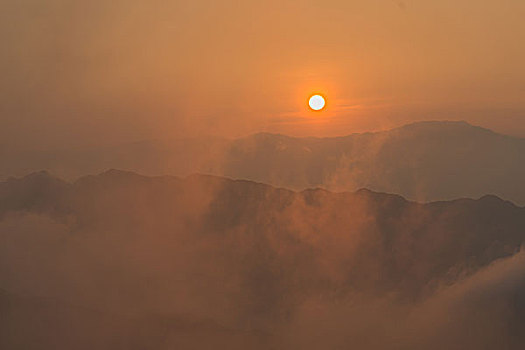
[309,94,326,111]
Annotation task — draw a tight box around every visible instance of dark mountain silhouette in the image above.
[1,170,524,296]
[3,121,525,205]
[1,171,525,348]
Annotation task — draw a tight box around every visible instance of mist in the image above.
[1,171,525,349]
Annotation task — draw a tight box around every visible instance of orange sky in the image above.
[1,0,524,148]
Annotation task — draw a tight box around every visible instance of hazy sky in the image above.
[1,0,524,148]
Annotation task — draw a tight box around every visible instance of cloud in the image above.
[1,173,525,348]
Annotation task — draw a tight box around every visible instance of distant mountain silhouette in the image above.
[1,170,525,349]
[3,121,524,205]
[222,121,525,205]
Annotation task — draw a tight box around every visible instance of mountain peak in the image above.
[73,169,153,188]
[477,194,517,207]
[100,169,143,178]
[394,120,496,135]
[6,170,66,187]
[242,121,502,142]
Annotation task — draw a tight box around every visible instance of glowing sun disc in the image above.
[309,95,326,111]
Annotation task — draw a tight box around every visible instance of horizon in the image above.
[5,119,522,152]
[3,118,524,206]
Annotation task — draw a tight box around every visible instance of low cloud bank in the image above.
[1,172,525,349]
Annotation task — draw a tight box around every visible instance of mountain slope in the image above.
[3,121,524,204]
[1,170,525,349]
[222,121,525,204]
[1,170,524,299]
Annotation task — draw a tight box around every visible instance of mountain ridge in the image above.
[2,167,525,349]
[2,120,525,205]
[244,120,506,141]
[4,169,521,208]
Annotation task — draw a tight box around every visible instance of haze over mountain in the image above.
[3,121,525,205]
[1,170,525,349]
[222,121,525,204]
[3,1,525,349]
